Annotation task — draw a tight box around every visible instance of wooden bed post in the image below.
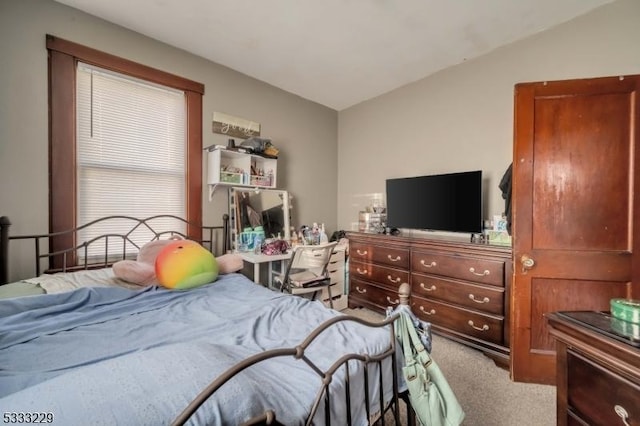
[394,282,418,426]
[398,282,410,305]
[0,216,10,285]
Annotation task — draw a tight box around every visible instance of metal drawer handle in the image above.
[469,267,490,277]
[356,249,368,256]
[387,254,401,262]
[355,286,367,294]
[387,275,401,283]
[614,405,630,426]
[386,296,399,305]
[420,283,436,292]
[356,267,368,275]
[469,294,490,304]
[420,260,436,268]
[419,306,436,315]
[468,320,489,331]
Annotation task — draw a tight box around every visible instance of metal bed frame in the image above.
[0,214,415,425]
[0,214,229,285]
[173,309,408,426]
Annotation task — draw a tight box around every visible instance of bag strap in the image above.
[398,313,415,364]
[399,312,433,367]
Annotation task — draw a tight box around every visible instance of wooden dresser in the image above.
[347,232,512,366]
[547,312,640,426]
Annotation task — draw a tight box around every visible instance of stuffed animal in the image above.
[155,240,218,289]
[112,237,243,288]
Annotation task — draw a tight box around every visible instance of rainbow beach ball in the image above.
[155,240,219,289]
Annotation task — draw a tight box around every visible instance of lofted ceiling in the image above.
[54,0,614,111]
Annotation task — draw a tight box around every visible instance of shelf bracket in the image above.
[208,184,221,201]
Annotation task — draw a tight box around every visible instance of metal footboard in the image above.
[172,313,403,426]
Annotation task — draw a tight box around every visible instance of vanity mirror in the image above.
[228,187,291,252]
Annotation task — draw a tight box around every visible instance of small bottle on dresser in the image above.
[254,234,263,254]
[320,223,329,244]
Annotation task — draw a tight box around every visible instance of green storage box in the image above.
[610,298,640,325]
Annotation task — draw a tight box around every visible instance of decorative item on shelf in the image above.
[299,225,313,245]
[611,298,640,324]
[470,233,486,244]
[212,112,260,139]
[493,214,508,232]
[289,226,299,248]
[240,137,279,159]
[238,226,265,253]
[219,164,245,184]
[264,144,279,158]
[298,223,330,245]
[319,224,329,244]
[253,234,264,255]
[262,239,290,256]
[482,214,511,245]
[358,211,386,233]
[486,230,512,246]
[310,223,320,245]
[250,174,271,187]
[370,198,385,214]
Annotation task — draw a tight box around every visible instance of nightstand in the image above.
[547,311,640,426]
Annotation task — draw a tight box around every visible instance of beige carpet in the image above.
[344,308,556,426]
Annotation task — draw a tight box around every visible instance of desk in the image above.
[237,251,291,287]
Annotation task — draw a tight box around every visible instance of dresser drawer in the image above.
[346,231,511,363]
[567,350,640,425]
[349,278,404,310]
[329,268,344,284]
[328,248,345,284]
[411,250,505,287]
[317,281,344,301]
[350,241,410,269]
[411,273,504,315]
[328,262,344,274]
[329,248,345,264]
[350,259,409,289]
[411,297,504,344]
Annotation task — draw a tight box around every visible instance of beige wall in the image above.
[2,0,639,280]
[337,0,640,233]
[0,0,337,280]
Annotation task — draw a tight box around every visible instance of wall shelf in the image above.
[207,148,277,199]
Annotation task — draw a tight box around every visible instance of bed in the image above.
[0,215,412,425]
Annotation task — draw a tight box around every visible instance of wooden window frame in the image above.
[47,35,204,268]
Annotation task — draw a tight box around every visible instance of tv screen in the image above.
[386,170,482,233]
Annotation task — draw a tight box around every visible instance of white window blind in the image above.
[76,63,186,258]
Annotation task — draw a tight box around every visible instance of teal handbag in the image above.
[396,312,465,426]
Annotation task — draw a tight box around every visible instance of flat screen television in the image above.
[386,170,482,233]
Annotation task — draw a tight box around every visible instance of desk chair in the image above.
[274,242,338,309]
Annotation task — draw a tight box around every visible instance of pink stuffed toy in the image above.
[113,237,243,287]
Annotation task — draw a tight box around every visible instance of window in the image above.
[47,35,204,268]
[76,63,186,257]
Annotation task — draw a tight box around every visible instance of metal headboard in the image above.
[0,214,229,284]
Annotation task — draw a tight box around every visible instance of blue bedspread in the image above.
[0,274,394,425]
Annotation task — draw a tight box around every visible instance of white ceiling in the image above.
[54,0,613,111]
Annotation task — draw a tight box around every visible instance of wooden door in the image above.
[511,75,640,384]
